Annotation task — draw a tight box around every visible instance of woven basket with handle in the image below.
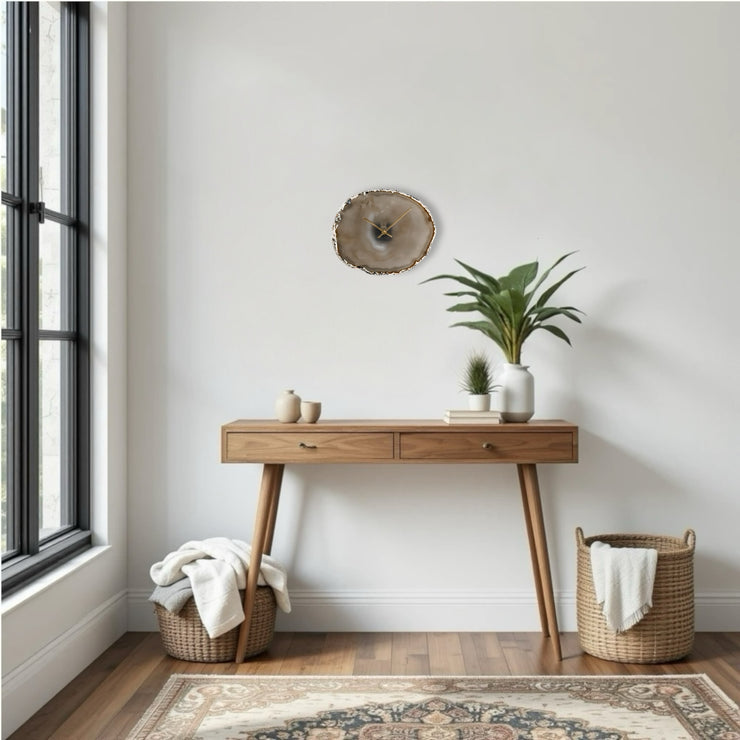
[576,527,695,664]
[155,586,276,662]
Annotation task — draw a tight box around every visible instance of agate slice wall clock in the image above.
[333,189,435,274]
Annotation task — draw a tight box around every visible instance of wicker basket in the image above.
[576,527,695,664]
[154,586,276,662]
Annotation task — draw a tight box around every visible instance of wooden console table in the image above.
[221,419,578,662]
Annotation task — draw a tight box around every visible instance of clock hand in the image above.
[374,207,413,239]
[363,216,394,240]
[362,217,388,236]
[386,207,412,232]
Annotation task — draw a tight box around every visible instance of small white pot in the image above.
[468,394,491,411]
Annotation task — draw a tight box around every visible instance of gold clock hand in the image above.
[364,216,393,240]
[363,217,387,235]
[375,208,413,239]
[386,207,412,231]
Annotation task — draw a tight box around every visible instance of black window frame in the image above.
[2,1,90,595]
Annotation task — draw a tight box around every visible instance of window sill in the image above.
[1,545,111,616]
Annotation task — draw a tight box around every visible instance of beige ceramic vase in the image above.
[275,389,301,423]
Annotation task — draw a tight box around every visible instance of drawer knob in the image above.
[481,442,494,450]
[299,442,317,449]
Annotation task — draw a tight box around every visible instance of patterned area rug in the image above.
[128,674,739,739]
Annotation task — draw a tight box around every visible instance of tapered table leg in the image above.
[263,465,283,556]
[235,463,284,663]
[517,465,549,636]
[518,463,562,660]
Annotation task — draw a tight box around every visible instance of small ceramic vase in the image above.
[275,389,301,423]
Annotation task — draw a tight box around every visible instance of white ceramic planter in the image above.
[497,364,534,422]
[467,394,491,411]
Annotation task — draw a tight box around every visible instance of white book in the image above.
[444,409,501,418]
[444,411,501,424]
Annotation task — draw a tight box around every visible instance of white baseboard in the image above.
[1,590,128,739]
[277,589,577,632]
[694,592,740,631]
[129,587,568,632]
[128,587,159,630]
[127,588,740,633]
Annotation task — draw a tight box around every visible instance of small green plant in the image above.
[422,252,584,364]
[461,351,496,395]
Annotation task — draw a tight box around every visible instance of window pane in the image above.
[39,339,73,541]
[1,1,7,194]
[39,219,71,330]
[1,337,13,554]
[39,1,66,214]
[1,204,7,330]
[1,203,13,333]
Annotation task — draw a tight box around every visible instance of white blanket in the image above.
[150,538,291,639]
[590,541,658,632]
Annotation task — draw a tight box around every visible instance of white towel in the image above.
[150,537,291,638]
[590,541,658,632]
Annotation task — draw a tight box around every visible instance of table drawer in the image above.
[223,431,395,463]
[399,431,576,463]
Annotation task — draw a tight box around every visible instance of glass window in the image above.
[1,2,6,195]
[1,1,89,594]
[1,330,12,554]
[39,219,73,331]
[39,338,74,541]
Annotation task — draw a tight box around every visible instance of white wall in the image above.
[127,2,740,633]
[1,4,129,737]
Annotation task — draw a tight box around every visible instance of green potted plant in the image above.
[460,351,496,410]
[423,252,584,421]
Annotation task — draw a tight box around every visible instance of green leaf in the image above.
[540,324,573,345]
[477,295,510,324]
[504,261,539,293]
[454,260,501,292]
[443,290,483,298]
[447,302,484,313]
[554,307,583,323]
[451,323,506,351]
[420,273,481,291]
[531,251,578,295]
[529,305,583,323]
[534,268,585,309]
[529,306,561,321]
[507,289,530,325]
[492,289,515,321]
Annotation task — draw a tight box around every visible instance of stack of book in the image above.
[443,409,501,424]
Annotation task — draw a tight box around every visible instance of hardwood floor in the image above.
[10,631,740,739]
